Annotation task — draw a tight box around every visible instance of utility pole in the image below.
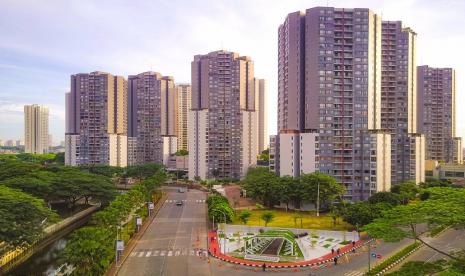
[316,181,320,217]
[368,240,371,274]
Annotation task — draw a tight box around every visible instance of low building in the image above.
[425,160,465,181]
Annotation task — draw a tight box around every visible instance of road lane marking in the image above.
[168,250,173,256]
[130,252,136,257]
[153,250,159,256]
[160,250,166,256]
[138,252,144,257]
[175,250,181,256]
[145,251,152,257]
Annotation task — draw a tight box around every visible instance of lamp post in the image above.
[210,208,227,254]
[316,181,320,217]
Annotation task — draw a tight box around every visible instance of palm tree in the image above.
[260,211,275,227]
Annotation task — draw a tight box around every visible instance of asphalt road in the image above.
[118,188,211,276]
[388,228,465,273]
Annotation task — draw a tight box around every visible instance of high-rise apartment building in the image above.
[275,7,392,200]
[24,104,49,154]
[417,66,462,163]
[175,84,191,151]
[380,21,425,184]
[65,72,127,167]
[254,78,268,153]
[189,50,257,180]
[128,72,177,166]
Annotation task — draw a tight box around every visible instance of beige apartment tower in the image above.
[254,78,268,153]
[65,72,127,167]
[189,50,258,180]
[175,84,191,151]
[24,104,49,154]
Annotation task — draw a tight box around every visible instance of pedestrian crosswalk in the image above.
[344,270,364,276]
[129,248,208,258]
[165,199,206,204]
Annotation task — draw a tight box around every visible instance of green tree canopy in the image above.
[239,210,251,225]
[341,202,390,229]
[242,167,280,207]
[299,172,345,206]
[363,188,465,261]
[261,211,275,227]
[175,149,189,156]
[391,181,419,201]
[368,192,403,206]
[0,186,58,250]
[64,226,114,275]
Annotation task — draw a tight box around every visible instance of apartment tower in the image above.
[24,104,49,154]
[275,7,391,200]
[65,72,127,167]
[380,21,425,184]
[128,72,177,165]
[175,84,191,151]
[254,78,268,153]
[189,50,257,180]
[417,66,462,164]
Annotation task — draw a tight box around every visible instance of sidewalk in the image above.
[208,230,369,268]
[105,192,168,276]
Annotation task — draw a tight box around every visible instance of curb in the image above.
[209,233,373,269]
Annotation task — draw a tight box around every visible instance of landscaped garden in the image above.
[231,209,351,231]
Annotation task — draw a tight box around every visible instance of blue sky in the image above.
[1,0,464,145]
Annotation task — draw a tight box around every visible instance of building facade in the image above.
[380,21,425,184]
[189,50,257,180]
[175,84,191,151]
[127,72,177,165]
[24,104,49,154]
[276,7,392,200]
[254,78,268,153]
[65,72,127,166]
[417,66,461,163]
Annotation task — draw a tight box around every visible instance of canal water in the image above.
[8,203,92,276]
[9,237,68,276]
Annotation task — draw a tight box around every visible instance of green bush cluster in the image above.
[64,170,166,276]
[207,194,234,223]
[367,242,420,275]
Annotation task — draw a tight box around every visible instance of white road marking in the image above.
[138,252,144,257]
[145,251,152,257]
[153,250,159,256]
[130,252,136,257]
[175,250,181,256]
[167,250,173,256]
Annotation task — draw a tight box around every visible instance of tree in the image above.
[260,211,275,227]
[239,210,251,225]
[175,149,189,156]
[258,149,270,162]
[368,192,403,206]
[242,167,280,207]
[64,226,114,275]
[363,188,465,261]
[0,159,41,181]
[125,163,164,180]
[391,181,418,202]
[277,176,295,211]
[0,186,58,250]
[299,172,345,207]
[207,194,234,223]
[341,202,389,229]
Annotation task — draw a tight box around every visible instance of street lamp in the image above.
[210,208,227,254]
[316,181,320,217]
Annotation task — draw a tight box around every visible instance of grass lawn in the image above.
[231,209,352,231]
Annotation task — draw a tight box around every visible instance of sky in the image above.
[1,0,464,145]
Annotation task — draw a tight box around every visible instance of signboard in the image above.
[245,254,280,262]
[116,240,124,251]
[136,217,142,226]
[148,203,155,210]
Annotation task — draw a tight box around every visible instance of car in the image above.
[175,201,183,206]
[178,188,185,193]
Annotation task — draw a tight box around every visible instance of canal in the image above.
[7,203,94,276]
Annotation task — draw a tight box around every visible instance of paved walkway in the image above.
[208,230,366,268]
